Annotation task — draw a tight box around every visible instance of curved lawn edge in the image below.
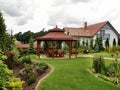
[35,64,54,90]
[87,69,120,86]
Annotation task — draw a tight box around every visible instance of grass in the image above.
[30,55,120,90]
[91,52,120,58]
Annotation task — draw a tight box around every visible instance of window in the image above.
[104,34,110,40]
[100,30,105,38]
[103,24,111,29]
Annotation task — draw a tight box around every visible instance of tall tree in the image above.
[0,11,7,51]
[118,37,120,46]
[113,38,116,46]
[22,31,34,44]
[82,39,85,46]
[28,37,35,54]
[90,39,93,49]
[105,38,109,48]
[94,36,104,52]
[86,40,88,46]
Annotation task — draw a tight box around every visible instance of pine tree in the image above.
[82,39,85,46]
[113,38,116,46]
[28,37,35,54]
[0,11,7,51]
[105,38,109,48]
[118,37,120,46]
[94,36,104,52]
[90,39,93,49]
[86,40,88,46]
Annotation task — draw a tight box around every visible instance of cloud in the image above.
[71,0,91,3]
[0,0,23,17]
[47,7,83,27]
[0,0,34,25]
[52,0,91,7]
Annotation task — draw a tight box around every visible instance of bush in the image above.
[7,77,24,90]
[4,51,15,69]
[92,55,106,74]
[0,62,24,90]
[19,64,33,80]
[106,60,120,77]
[35,62,48,74]
[27,75,36,85]
[0,49,7,61]
[98,74,119,85]
[22,55,31,64]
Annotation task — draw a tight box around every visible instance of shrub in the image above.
[19,64,33,80]
[98,74,119,85]
[7,77,24,90]
[35,62,48,74]
[27,75,36,85]
[22,55,31,64]
[106,60,120,77]
[0,49,7,61]
[62,42,68,54]
[0,61,24,90]
[92,55,105,74]
[4,51,15,69]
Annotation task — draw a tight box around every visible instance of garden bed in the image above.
[12,62,51,90]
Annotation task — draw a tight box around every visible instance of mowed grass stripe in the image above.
[31,56,120,90]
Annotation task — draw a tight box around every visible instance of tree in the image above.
[118,37,120,46]
[28,37,35,54]
[105,38,109,48]
[22,31,34,44]
[0,11,7,51]
[14,32,23,42]
[113,38,116,46]
[94,36,104,52]
[82,39,85,46]
[33,28,47,38]
[86,40,88,46]
[90,39,93,49]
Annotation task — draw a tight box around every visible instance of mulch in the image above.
[12,63,51,90]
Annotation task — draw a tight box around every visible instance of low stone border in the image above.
[35,64,54,90]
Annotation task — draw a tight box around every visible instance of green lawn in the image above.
[31,55,120,90]
[91,52,120,58]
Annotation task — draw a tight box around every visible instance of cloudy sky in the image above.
[0,0,120,34]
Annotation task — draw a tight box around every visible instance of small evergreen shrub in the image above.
[93,55,106,74]
[27,75,36,85]
[35,62,48,74]
[19,64,33,80]
[22,55,31,64]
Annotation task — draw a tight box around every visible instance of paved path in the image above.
[40,54,120,60]
[78,54,120,60]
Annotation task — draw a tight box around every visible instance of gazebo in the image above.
[36,26,78,59]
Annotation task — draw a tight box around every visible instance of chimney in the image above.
[84,22,87,29]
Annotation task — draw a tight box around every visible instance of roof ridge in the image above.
[87,21,108,27]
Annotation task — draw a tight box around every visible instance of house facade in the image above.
[64,21,120,47]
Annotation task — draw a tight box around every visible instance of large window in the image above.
[96,30,110,40]
[104,34,110,40]
[100,30,105,38]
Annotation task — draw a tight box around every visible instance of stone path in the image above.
[40,54,120,60]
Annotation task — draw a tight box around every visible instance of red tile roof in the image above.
[16,44,37,49]
[36,26,78,41]
[64,21,108,37]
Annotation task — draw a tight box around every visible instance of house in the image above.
[64,21,120,47]
[16,44,37,50]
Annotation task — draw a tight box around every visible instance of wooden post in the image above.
[75,41,78,58]
[52,41,55,59]
[37,41,41,58]
[69,41,72,59]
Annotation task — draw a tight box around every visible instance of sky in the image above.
[0,0,120,34]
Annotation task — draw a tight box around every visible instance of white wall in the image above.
[79,24,118,47]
